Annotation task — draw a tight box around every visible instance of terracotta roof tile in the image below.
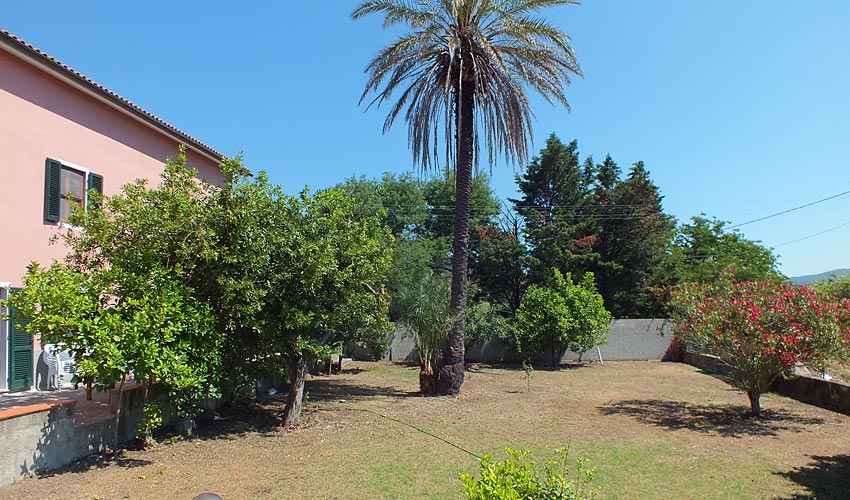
[0,29,224,161]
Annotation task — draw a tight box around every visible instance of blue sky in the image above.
[4,1,849,277]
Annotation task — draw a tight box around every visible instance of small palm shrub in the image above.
[397,271,457,393]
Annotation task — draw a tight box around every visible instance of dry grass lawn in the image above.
[2,360,849,500]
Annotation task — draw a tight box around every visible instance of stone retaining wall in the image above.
[0,384,171,487]
[682,351,850,416]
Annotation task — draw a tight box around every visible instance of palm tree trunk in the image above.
[420,367,438,394]
[438,78,475,395]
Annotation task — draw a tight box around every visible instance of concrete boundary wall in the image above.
[369,319,676,363]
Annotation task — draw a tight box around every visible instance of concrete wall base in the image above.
[682,351,850,416]
[0,384,173,487]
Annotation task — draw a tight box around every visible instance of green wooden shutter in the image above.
[87,172,104,210]
[44,158,62,222]
[8,288,34,391]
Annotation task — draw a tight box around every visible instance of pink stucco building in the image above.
[0,29,226,392]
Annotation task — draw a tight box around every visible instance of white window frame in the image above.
[50,158,94,229]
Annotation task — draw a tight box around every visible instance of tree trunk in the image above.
[747,389,761,418]
[551,342,560,366]
[283,355,308,426]
[419,369,438,394]
[438,77,475,396]
[141,381,155,447]
[112,376,126,451]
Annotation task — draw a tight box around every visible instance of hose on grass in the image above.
[346,407,482,459]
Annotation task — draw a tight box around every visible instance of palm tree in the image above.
[397,270,459,393]
[353,0,582,394]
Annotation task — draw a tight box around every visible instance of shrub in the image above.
[465,301,516,350]
[669,270,850,416]
[811,273,850,301]
[460,447,599,500]
[515,269,611,365]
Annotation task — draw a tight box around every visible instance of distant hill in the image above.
[790,268,850,285]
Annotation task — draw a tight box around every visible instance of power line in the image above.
[729,189,850,229]
[773,219,850,248]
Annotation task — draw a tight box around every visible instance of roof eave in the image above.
[0,30,224,164]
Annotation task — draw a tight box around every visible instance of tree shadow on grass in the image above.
[466,362,587,373]
[194,397,287,441]
[308,377,420,402]
[33,452,151,478]
[194,376,419,441]
[775,454,850,499]
[598,399,824,437]
[338,367,366,375]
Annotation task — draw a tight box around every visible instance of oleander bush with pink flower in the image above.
[669,269,850,416]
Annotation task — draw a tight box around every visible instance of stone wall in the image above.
[771,376,850,416]
[683,351,850,416]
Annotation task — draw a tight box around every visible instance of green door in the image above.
[8,288,33,391]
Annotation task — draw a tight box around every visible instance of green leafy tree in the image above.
[465,301,516,350]
[10,265,218,444]
[339,173,447,322]
[338,172,429,238]
[513,136,599,286]
[470,217,528,313]
[593,161,675,317]
[354,0,582,395]
[5,152,224,443]
[515,137,675,317]
[206,168,297,391]
[666,215,784,285]
[177,167,395,426]
[423,173,500,240]
[515,269,611,365]
[421,172,502,284]
[594,154,620,199]
[669,272,850,416]
[811,273,850,301]
[257,187,394,425]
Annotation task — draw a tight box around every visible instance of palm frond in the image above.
[352,0,432,29]
[353,0,582,171]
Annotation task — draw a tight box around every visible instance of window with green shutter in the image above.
[44,159,62,222]
[8,288,33,391]
[87,172,104,210]
[44,158,104,223]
